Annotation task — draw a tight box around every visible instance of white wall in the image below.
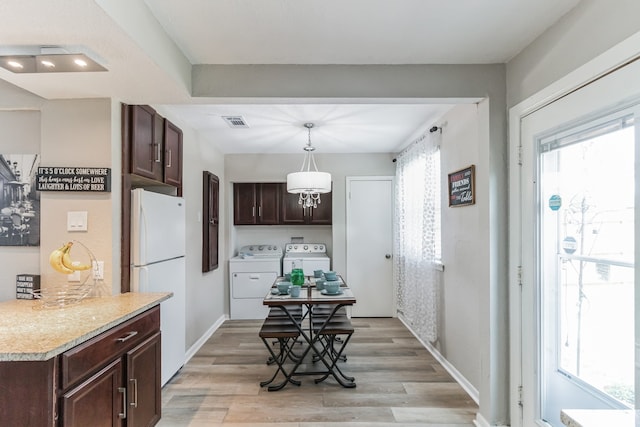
[39,99,117,293]
[439,103,484,391]
[506,0,640,108]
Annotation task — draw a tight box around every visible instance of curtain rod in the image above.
[392,125,442,162]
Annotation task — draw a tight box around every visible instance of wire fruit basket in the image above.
[34,240,109,309]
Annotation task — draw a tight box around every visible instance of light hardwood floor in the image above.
[158,317,477,426]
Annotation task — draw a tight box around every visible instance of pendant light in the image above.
[286,123,331,208]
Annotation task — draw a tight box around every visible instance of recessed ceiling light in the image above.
[0,52,106,73]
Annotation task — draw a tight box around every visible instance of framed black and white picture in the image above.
[0,154,40,246]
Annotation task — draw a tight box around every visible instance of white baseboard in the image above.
[474,413,491,427]
[184,314,228,363]
[473,412,510,427]
[397,314,480,404]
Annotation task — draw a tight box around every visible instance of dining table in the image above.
[260,276,356,391]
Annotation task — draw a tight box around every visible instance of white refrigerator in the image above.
[130,188,186,386]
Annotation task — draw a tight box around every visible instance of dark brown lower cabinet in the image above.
[62,359,124,427]
[0,307,161,427]
[126,333,162,427]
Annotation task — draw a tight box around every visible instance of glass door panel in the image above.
[539,116,635,425]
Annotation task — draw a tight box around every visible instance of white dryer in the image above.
[229,245,282,319]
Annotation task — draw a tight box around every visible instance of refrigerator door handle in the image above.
[137,266,149,292]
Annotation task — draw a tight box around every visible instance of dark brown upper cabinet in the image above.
[126,104,183,194]
[281,186,332,225]
[233,183,280,225]
[203,171,219,272]
[163,119,183,189]
[130,105,164,182]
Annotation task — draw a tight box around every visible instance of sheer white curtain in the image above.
[393,130,440,343]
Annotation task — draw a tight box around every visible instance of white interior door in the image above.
[519,59,640,426]
[346,177,394,317]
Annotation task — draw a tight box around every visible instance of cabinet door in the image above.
[0,359,57,426]
[233,183,257,225]
[126,332,161,427]
[281,189,332,224]
[281,189,305,224]
[62,359,124,427]
[309,192,332,224]
[163,119,183,189]
[131,105,163,182]
[203,171,219,272]
[257,183,280,224]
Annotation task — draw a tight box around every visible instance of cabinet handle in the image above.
[155,143,161,163]
[118,387,127,419]
[252,206,255,217]
[116,331,138,343]
[258,206,262,217]
[166,149,172,168]
[130,378,138,408]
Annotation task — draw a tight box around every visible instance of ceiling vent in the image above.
[222,116,249,128]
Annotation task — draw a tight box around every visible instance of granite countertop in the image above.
[561,409,639,427]
[0,292,171,362]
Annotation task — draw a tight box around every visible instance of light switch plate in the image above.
[67,211,88,231]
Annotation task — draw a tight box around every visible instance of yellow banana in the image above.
[49,242,74,274]
[61,242,92,271]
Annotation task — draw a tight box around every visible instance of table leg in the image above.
[261,303,356,390]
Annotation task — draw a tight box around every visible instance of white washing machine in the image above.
[282,243,331,277]
[229,244,282,319]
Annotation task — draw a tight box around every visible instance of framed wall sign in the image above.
[36,166,111,192]
[448,164,475,207]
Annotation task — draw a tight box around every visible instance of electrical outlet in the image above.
[92,260,104,280]
[67,270,81,282]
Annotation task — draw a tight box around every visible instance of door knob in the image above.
[385,254,391,259]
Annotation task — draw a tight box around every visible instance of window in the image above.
[394,131,442,342]
[434,147,442,263]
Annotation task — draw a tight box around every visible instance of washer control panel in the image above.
[238,245,282,258]
[284,243,327,254]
